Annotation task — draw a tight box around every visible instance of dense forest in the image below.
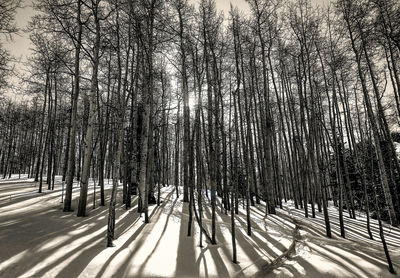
[0,0,400,277]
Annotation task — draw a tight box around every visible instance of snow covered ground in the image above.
[265,202,400,277]
[0,176,399,277]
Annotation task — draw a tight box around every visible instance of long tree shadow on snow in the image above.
[256,202,400,277]
[0,186,136,278]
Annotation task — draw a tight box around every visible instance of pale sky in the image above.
[2,0,328,86]
[4,0,35,61]
[5,0,250,61]
[5,0,328,59]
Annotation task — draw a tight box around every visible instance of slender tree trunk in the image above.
[64,0,82,212]
[77,0,101,217]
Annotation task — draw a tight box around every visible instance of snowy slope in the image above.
[0,177,399,278]
[260,202,400,277]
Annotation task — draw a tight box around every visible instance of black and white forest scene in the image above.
[0,0,400,277]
